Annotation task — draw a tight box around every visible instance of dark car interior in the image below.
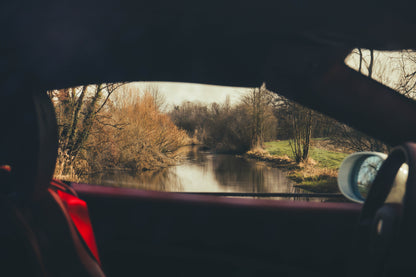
[2,0,416,276]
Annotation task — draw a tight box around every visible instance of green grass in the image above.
[309,147,348,169]
[264,140,293,157]
[264,139,348,170]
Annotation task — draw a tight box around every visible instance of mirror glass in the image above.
[356,156,384,198]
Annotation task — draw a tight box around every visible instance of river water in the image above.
[88,146,316,200]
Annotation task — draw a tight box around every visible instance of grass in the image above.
[252,139,350,193]
[264,140,293,156]
[309,147,348,169]
[264,139,348,170]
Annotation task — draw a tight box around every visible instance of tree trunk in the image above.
[368,49,374,79]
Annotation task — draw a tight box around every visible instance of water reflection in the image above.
[212,154,295,193]
[89,146,323,201]
[89,167,185,192]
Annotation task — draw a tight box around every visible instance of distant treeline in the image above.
[169,84,274,153]
[169,83,388,161]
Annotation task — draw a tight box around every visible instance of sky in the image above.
[129,81,252,108]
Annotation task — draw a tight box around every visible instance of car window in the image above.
[345,49,416,101]
[49,82,388,202]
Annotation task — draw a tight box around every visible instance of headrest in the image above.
[0,92,58,201]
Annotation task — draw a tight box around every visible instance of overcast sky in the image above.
[130,81,252,108]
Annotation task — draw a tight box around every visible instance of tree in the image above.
[368,49,374,79]
[49,83,126,175]
[333,125,388,153]
[169,101,208,140]
[287,102,313,163]
[397,50,416,99]
[146,84,167,111]
[241,83,277,149]
[273,96,314,163]
[358,48,363,73]
[51,83,191,179]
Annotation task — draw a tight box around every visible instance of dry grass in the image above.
[245,148,297,169]
[287,164,339,193]
[297,163,338,179]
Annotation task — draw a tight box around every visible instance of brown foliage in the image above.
[53,85,189,180]
[101,91,189,172]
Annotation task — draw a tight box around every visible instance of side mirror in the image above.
[337,152,387,203]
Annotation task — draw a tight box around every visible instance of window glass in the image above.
[49,82,388,202]
[345,49,416,100]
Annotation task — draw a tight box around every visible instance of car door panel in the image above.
[73,183,360,277]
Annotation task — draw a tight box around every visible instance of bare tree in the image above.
[347,48,384,81]
[340,49,394,152]
[287,102,313,163]
[396,50,416,99]
[368,49,374,78]
[241,83,277,149]
[358,48,363,73]
[50,82,126,173]
[333,124,388,153]
[273,96,314,163]
[146,84,167,111]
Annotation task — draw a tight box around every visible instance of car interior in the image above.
[2,0,416,276]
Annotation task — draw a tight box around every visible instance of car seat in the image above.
[0,91,105,276]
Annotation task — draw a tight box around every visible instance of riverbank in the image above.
[55,144,195,183]
[243,139,349,193]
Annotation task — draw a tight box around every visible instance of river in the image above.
[88,146,325,201]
